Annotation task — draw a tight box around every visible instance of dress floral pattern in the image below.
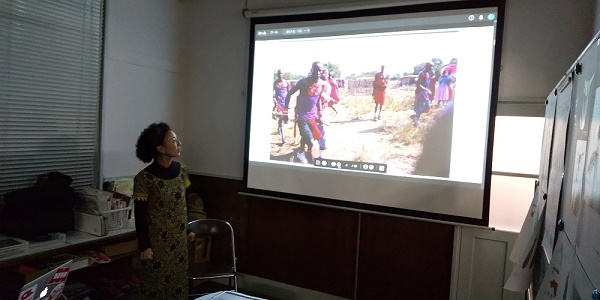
[133,164,190,299]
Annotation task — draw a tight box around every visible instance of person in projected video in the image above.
[410,61,433,127]
[372,65,388,121]
[315,68,335,158]
[325,71,340,115]
[284,61,331,164]
[273,69,290,144]
[435,70,454,107]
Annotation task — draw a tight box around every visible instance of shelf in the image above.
[0,228,136,269]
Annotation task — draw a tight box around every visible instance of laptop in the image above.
[18,259,72,300]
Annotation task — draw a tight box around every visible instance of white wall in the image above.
[101,0,189,179]
[181,0,249,179]
[498,0,595,102]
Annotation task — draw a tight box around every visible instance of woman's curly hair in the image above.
[135,122,171,163]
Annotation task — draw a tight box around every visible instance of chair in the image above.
[187,219,238,294]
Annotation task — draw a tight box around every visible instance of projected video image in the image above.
[246,3,503,224]
[262,32,460,178]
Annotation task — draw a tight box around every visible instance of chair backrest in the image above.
[188,219,236,266]
[188,219,233,238]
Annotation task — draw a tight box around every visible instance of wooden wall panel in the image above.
[244,196,358,298]
[357,213,455,299]
[189,175,455,299]
[188,175,251,269]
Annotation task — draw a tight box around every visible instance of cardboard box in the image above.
[74,211,108,236]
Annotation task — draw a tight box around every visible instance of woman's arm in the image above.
[134,200,153,260]
[133,174,153,260]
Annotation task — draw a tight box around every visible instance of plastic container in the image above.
[101,207,132,230]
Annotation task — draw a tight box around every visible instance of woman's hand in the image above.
[188,232,196,242]
[140,248,154,261]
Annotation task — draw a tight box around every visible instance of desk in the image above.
[0,228,136,269]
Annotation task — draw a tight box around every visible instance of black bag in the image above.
[0,172,76,239]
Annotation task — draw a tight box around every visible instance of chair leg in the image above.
[228,277,237,291]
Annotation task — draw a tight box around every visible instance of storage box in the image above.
[0,236,27,258]
[26,232,66,249]
[75,188,132,214]
[101,207,132,231]
[74,212,108,236]
[75,188,113,213]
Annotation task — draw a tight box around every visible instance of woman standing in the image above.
[372,65,388,121]
[133,122,193,299]
[435,70,454,106]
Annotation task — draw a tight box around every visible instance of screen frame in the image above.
[243,0,506,227]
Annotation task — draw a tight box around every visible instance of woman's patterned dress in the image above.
[133,162,190,299]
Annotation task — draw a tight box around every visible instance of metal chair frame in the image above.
[187,219,238,295]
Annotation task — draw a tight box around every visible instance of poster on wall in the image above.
[576,66,600,288]
[510,188,545,264]
[505,189,546,293]
[541,81,572,262]
[565,252,595,300]
[575,205,600,289]
[535,232,575,300]
[559,40,598,245]
[561,140,586,243]
[538,92,558,201]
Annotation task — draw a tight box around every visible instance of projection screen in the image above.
[243,0,505,226]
